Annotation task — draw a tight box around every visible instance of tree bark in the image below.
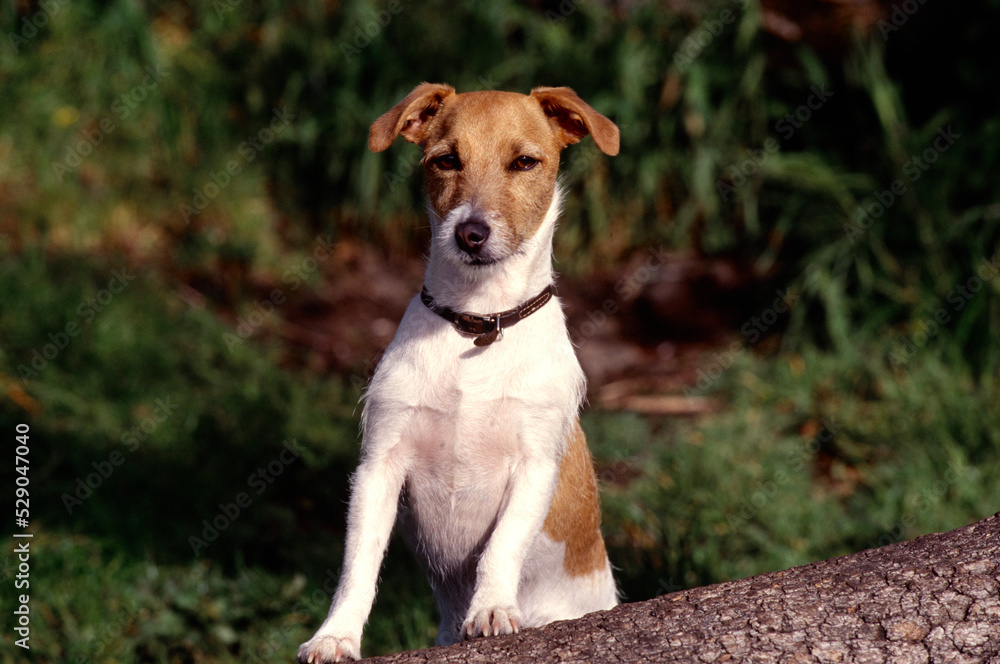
[365,513,1000,663]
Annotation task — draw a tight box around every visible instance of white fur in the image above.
[298,187,616,663]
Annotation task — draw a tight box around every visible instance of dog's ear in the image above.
[369,83,456,152]
[530,87,619,156]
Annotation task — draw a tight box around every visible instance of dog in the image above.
[297,83,620,663]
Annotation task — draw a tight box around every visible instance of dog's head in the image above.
[370,84,618,269]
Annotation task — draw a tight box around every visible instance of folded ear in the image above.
[369,83,456,153]
[530,86,619,156]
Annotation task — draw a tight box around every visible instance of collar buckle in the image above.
[421,284,554,347]
[474,316,503,346]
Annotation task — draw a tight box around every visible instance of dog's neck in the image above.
[422,187,563,315]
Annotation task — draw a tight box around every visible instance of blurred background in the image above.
[2,0,999,661]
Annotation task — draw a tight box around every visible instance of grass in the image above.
[2,254,998,662]
[0,531,436,664]
[4,0,998,351]
[594,347,999,602]
[0,252,438,661]
[2,0,999,661]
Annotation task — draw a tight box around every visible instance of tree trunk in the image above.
[365,513,1000,663]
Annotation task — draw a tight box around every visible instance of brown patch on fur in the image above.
[418,90,562,250]
[368,84,618,263]
[368,83,455,152]
[543,419,609,577]
[530,87,620,155]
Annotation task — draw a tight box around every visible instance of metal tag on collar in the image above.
[474,316,503,347]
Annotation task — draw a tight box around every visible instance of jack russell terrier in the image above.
[297,83,620,663]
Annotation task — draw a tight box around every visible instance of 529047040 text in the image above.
[13,422,33,650]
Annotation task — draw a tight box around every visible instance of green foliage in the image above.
[2,0,999,661]
[0,252,360,564]
[0,533,434,663]
[593,347,1000,601]
[4,0,998,360]
[0,251,440,661]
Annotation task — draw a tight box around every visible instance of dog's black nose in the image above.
[455,220,491,255]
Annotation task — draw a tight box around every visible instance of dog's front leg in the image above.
[297,439,408,664]
[462,425,562,639]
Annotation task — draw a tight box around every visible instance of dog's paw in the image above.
[296,635,360,663]
[462,605,522,639]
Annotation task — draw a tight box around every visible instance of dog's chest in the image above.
[393,374,532,564]
[407,389,520,483]
[367,299,581,559]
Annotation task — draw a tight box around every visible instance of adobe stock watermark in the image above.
[877,0,931,40]
[683,287,800,399]
[843,125,960,245]
[716,138,780,201]
[657,577,684,595]
[562,122,632,181]
[188,438,304,555]
[6,0,67,53]
[717,84,834,200]
[179,106,295,224]
[568,246,671,343]
[726,417,843,530]
[672,1,740,74]
[866,462,972,549]
[65,602,142,664]
[545,0,586,22]
[51,65,170,182]
[212,0,245,18]
[61,395,180,514]
[223,234,335,350]
[17,268,136,383]
[383,144,423,192]
[886,248,1000,368]
[229,566,340,664]
[340,0,407,62]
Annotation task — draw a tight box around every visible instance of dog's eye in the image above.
[511,155,539,171]
[433,154,460,171]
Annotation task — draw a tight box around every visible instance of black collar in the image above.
[420,284,556,347]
